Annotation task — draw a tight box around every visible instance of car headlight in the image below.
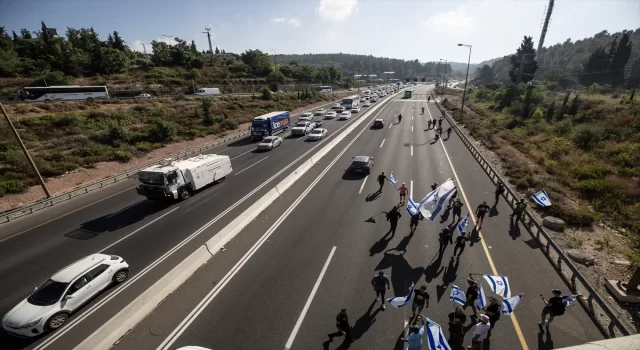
[20,318,42,329]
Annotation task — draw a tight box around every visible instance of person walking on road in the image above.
[399,182,408,204]
[398,114,403,123]
[410,212,424,234]
[463,279,480,319]
[439,226,453,253]
[447,306,467,348]
[451,198,463,222]
[510,198,527,222]
[422,106,425,114]
[475,201,491,228]
[386,205,402,236]
[402,315,426,350]
[446,189,458,209]
[411,285,430,319]
[539,289,566,331]
[428,120,432,130]
[377,172,388,192]
[371,271,391,310]
[328,308,354,343]
[483,296,502,337]
[431,182,439,191]
[470,315,491,350]
[438,118,443,128]
[446,126,452,139]
[494,182,505,204]
[452,231,469,259]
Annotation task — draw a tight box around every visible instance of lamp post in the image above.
[441,60,448,102]
[457,43,472,119]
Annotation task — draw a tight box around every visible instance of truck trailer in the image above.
[251,111,290,140]
[136,154,232,200]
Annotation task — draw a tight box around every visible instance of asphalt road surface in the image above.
[0,94,391,350]
[106,86,603,350]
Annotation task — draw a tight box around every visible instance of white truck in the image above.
[135,154,232,200]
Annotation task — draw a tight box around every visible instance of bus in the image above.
[403,89,413,98]
[341,95,360,109]
[19,86,110,102]
[315,85,332,93]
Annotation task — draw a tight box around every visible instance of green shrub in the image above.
[53,113,82,127]
[571,126,603,150]
[547,205,600,227]
[85,109,110,119]
[73,143,110,157]
[619,167,640,177]
[150,119,177,142]
[0,179,29,196]
[109,125,128,141]
[38,160,80,177]
[571,165,612,180]
[575,179,618,198]
[261,86,272,100]
[135,142,153,152]
[553,118,573,136]
[112,150,134,162]
[220,118,238,131]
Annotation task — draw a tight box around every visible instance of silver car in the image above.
[257,136,282,151]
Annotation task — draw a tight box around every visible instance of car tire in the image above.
[179,187,191,200]
[113,269,129,284]
[86,97,94,102]
[45,313,69,332]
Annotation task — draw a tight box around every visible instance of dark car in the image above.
[348,156,374,174]
[372,119,384,129]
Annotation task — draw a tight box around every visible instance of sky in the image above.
[1,0,639,64]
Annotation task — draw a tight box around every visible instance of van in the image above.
[194,88,221,96]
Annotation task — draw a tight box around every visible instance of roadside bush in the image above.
[135,142,153,152]
[547,204,599,227]
[149,119,178,142]
[575,179,618,198]
[53,113,82,127]
[261,86,272,100]
[571,125,603,150]
[220,118,238,131]
[112,150,134,162]
[73,143,110,157]
[553,118,573,136]
[571,164,612,180]
[108,125,128,141]
[85,109,110,119]
[0,179,29,196]
[38,160,80,177]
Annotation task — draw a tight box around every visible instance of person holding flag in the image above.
[377,172,388,192]
[463,279,480,319]
[399,182,409,204]
[386,205,402,236]
[401,315,425,350]
[539,289,566,330]
[475,201,491,228]
[409,211,424,234]
[431,182,438,191]
[410,285,430,319]
[483,296,503,336]
[438,226,454,253]
[447,306,466,347]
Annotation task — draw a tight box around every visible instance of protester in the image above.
[328,308,354,342]
[446,126,452,139]
[410,212,424,233]
[510,198,527,222]
[402,315,426,350]
[539,289,565,330]
[438,118,443,128]
[447,306,467,348]
[387,206,402,235]
[483,296,502,336]
[431,182,439,191]
[451,198,463,222]
[494,182,505,204]
[470,315,491,350]
[399,182,408,204]
[452,231,469,259]
[475,201,491,228]
[428,120,432,129]
[411,285,430,319]
[377,172,388,192]
[463,279,479,318]
[446,189,458,209]
[438,226,453,253]
[371,271,391,310]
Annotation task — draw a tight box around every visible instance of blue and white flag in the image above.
[387,283,414,308]
[426,318,452,350]
[449,284,466,305]
[476,284,487,310]
[457,213,469,236]
[562,294,581,307]
[483,275,511,298]
[407,197,419,216]
[531,189,552,207]
[389,171,398,185]
[419,178,457,221]
[502,293,524,315]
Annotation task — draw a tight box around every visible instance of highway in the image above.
[99,85,602,350]
[0,95,386,350]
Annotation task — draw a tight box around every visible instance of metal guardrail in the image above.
[0,96,352,223]
[431,92,633,338]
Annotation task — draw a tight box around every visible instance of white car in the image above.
[135,93,152,99]
[351,107,361,113]
[359,97,366,102]
[298,112,313,119]
[257,136,282,151]
[325,111,337,119]
[331,103,342,109]
[307,128,328,141]
[335,106,346,113]
[314,108,326,116]
[363,101,371,107]
[291,121,313,136]
[2,254,129,337]
[338,111,352,120]
[371,96,378,102]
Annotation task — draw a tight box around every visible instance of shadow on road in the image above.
[227,136,255,147]
[437,256,460,302]
[65,200,171,240]
[342,171,368,181]
[509,218,522,240]
[489,204,499,217]
[352,300,381,340]
[365,191,381,202]
[424,250,445,283]
[538,328,554,350]
[469,227,481,247]
[0,332,39,350]
[369,231,393,256]
[375,250,425,298]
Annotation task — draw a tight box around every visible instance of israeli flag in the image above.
[387,283,414,308]
[419,179,457,221]
[389,171,398,185]
[562,294,581,307]
[476,284,487,310]
[531,189,552,207]
[502,293,524,315]
[426,318,452,350]
[457,213,469,236]
[407,198,419,216]
[483,275,511,298]
[449,284,466,305]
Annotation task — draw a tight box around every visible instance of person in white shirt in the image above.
[470,314,491,350]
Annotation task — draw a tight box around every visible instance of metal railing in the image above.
[431,92,633,337]
[0,96,352,223]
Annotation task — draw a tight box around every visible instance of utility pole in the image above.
[203,28,213,59]
[458,44,473,120]
[536,0,554,62]
[441,60,448,102]
[0,102,51,198]
[272,50,280,109]
[143,43,147,54]
[436,59,442,91]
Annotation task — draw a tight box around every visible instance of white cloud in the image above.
[421,8,474,31]
[317,0,357,21]
[271,18,285,23]
[288,18,301,28]
[271,17,302,28]
[130,40,146,53]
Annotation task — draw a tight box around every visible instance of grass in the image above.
[0,91,349,199]
[443,85,640,257]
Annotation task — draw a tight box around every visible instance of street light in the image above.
[457,43,472,120]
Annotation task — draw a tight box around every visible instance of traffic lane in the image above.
[426,101,602,346]
[109,92,405,350]
[32,93,405,350]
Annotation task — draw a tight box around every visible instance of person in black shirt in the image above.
[448,306,467,348]
[411,285,430,319]
[451,198,463,222]
[475,201,491,228]
[446,189,458,209]
[328,308,353,342]
[453,231,469,258]
[431,182,438,191]
[371,271,391,310]
[463,279,479,318]
[539,289,566,330]
[483,296,502,336]
[386,206,402,235]
[439,226,453,253]
[494,182,505,204]
[377,172,388,192]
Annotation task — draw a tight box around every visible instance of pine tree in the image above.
[12,30,18,41]
[627,58,640,88]
[579,47,609,86]
[190,40,197,53]
[112,31,126,51]
[545,102,555,122]
[20,28,32,39]
[508,36,539,84]
[609,32,632,87]
[215,46,220,54]
[107,34,115,47]
[568,94,580,115]
[40,21,51,43]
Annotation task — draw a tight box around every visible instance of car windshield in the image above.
[352,161,368,167]
[138,171,165,185]
[295,122,307,127]
[263,137,274,142]
[311,130,322,134]
[28,279,69,306]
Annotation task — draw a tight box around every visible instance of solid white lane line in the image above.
[234,157,269,176]
[389,122,393,129]
[412,125,414,132]
[380,139,386,148]
[231,148,256,160]
[98,208,179,254]
[285,246,337,349]
[412,115,414,120]
[410,180,413,199]
[359,175,368,194]
[411,145,413,157]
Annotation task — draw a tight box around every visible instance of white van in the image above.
[194,88,221,96]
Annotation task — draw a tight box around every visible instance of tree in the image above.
[568,94,580,116]
[240,49,272,76]
[579,47,610,86]
[12,31,19,41]
[99,47,129,74]
[542,68,577,89]
[215,46,220,54]
[106,33,115,48]
[202,97,213,126]
[521,85,534,118]
[627,58,640,88]
[20,28,32,39]
[112,31,126,51]
[508,36,538,84]
[190,40,197,53]
[475,64,494,85]
[609,31,632,87]
[40,21,51,43]
[544,102,555,122]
